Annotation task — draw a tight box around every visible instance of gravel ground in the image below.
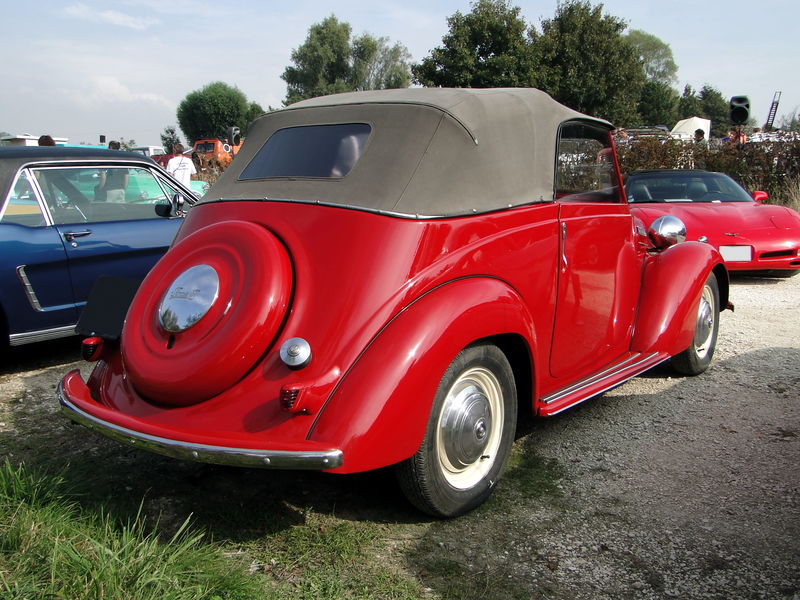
[1,273,798,600]
[420,273,799,599]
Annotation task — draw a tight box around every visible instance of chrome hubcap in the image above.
[437,367,503,489]
[158,264,220,332]
[694,284,715,358]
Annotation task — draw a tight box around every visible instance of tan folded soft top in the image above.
[205,87,611,218]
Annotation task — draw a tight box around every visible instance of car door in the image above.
[0,169,78,342]
[548,121,643,380]
[32,164,184,310]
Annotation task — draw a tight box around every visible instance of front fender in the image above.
[632,242,727,355]
[308,277,535,474]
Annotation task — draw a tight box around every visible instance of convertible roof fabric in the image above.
[207,88,611,217]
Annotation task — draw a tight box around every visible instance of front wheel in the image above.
[396,343,517,517]
[670,272,720,375]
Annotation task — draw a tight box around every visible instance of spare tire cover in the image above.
[122,220,292,405]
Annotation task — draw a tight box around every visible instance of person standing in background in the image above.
[166,143,197,188]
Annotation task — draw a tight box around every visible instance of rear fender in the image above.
[308,277,535,474]
[632,242,727,355]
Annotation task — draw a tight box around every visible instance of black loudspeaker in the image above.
[729,96,750,125]
[226,126,241,146]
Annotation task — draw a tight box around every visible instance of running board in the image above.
[539,352,669,417]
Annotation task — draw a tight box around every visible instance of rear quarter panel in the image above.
[308,277,536,473]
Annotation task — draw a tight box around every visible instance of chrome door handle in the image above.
[64,230,92,242]
[560,222,568,271]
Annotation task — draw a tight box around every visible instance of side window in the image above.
[157,175,180,198]
[0,171,46,227]
[556,121,619,202]
[32,167,165,224]
[125,168,170,205]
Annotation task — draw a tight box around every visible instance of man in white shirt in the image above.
[166,143,197,188]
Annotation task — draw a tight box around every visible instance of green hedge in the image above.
[615,137,800,209]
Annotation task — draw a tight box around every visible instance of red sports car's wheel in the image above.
[122,220,292,405]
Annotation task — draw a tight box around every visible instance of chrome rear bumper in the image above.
[58,382,344,470]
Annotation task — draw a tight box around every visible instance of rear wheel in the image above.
[670,273,719,375]
[396,343,517,517]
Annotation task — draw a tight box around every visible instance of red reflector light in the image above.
[280,387,301,411]
[81,337,104,362]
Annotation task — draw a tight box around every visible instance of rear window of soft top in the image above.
[239,123,371,180]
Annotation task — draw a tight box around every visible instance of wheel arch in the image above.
[484,332,534,426]
[632,242,726,356]
[308,277,537,474]
[712,262,730,311]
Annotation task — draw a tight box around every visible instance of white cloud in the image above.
[64,3,160,30]
[64,75,172,109]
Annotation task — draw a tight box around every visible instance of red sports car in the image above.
[626,169,800,277]
[58,89,728,517]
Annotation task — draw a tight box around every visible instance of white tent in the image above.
[671,116,711,141]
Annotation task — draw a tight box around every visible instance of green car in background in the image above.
[68,167,207,204]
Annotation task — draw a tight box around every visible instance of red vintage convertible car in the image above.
[626,169,800,277]
[59,88,729,517]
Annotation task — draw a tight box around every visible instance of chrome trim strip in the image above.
[15,265,44,311]
[206,196,551,220]
[58,386,344,470]
[9,324,76,346]
[542,352,662,406]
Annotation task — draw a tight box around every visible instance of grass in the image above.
[0,448,568,600]
[0,353,570,600]
[243,512,423,599]
[0,461,263,600]
[783,176,800,212]
[0,460,429,599]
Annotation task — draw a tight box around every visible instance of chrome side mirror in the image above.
[648,215,686,249]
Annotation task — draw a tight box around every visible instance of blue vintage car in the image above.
[0,147,195,346]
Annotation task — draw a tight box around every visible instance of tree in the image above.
[677,84,703,120]
[177,82,249,144]
[119,138,136,151]
[698,85,730,137]
[637,80,678,127]
[281,16,411,105]
[160,126,182,154]
[352,34,411,91]
[412,0,534,88]
[625,29,678,85]
[243,102,265,134]
[776,110,800,132]
[282,16,352,105]
[678,85,730,137]
[532,0,645,125]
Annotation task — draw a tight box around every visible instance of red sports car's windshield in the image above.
[626,171,753,204]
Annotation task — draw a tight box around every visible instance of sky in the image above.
[3,0,798,146]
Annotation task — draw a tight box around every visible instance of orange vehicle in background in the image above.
[192,137,242,170]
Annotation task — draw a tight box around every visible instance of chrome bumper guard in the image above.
[58,383,344,470]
